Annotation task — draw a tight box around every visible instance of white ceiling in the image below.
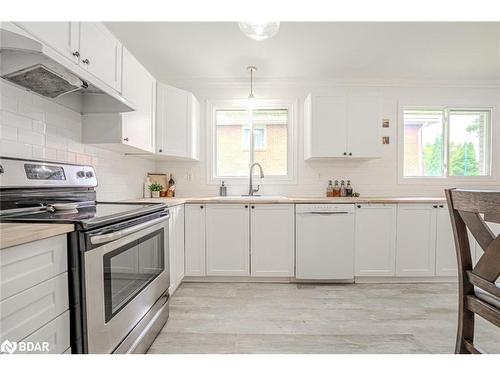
[105,22,500,84]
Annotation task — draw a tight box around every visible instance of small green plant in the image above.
[149,183,163,192]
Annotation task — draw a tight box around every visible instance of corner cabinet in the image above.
[82,47,156,153]
[156,83,200,160]
[304,92,382,160]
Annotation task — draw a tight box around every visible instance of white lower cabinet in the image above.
[169,205,185,294]
[206,204,250,276]
[435,204,458,276]
[250,204,294,277]
[184,204,206,276]
[354,204,397,277]
[396,204,438,277]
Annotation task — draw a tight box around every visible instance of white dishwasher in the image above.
[295,204,355,281]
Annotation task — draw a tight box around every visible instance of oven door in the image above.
[83,214,169,353]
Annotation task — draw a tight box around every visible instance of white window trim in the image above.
[206,99,298,185]
[397,102,498,185]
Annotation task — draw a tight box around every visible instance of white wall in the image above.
[156,82,500,198]
[0,81,155,201]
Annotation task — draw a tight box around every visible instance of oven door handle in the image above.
[89,214,168,245]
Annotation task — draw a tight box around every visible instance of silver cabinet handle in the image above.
[90,215,168,245]
[82,58,90,64]
[72,51,80,57]
[123,137,129,142]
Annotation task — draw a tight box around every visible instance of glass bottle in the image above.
[326,180,333,197]
[340,180,347,197]
[346,180,353,197]
[333,180,340,197]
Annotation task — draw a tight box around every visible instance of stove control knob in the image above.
[85,171,94,178]
[76,170,85,178]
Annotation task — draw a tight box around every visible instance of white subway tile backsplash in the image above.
[0,124,18,141]
[0,81,155,201]
[18,128,45,146]
[0,110,32,129]
[0,139,32,158]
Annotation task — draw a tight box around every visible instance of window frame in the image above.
[242,126,267,151]
[207,99,297,185]
[398,103,497,185]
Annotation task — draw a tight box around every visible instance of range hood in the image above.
[0,27,134,113]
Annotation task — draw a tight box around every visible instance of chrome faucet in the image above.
[248,162,264,196]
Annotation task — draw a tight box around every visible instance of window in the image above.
[402,107,492,178]
[211,101,294,182]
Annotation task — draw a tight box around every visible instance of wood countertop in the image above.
[128,196,447,205]
[0,223,74,250]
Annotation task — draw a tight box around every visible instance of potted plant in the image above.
[149,183,163,198]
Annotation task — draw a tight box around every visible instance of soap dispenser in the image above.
[219,181,227,196]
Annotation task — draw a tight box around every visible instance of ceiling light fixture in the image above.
[238,22,280,41]
[247,66,257,100]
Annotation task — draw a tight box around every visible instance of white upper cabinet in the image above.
[396,204,438,277]
[79,22,122,91]
[15,22,80,64]
[15,22,122,94]
[355,204,397,277]
[120,47,156,152]
[156,83,200,160]
[250,204,295,277]
[304,92,381,160]
[82,47,156,153]
[346,94,382,158]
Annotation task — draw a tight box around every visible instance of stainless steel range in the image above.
[0,157,170,354]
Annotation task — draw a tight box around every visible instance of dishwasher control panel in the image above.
[295,204,355,214]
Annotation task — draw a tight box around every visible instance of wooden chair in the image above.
[446,189,500,354]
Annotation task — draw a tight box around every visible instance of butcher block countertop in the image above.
[0,223,74,250]
[128,196,447,206]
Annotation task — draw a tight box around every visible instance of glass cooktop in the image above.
[0,202,168,230]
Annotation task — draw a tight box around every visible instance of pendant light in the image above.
[247,66,257,100]
[239,22,280,41]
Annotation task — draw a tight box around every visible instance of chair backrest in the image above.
[446,189,500,293]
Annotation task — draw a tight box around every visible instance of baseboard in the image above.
[354,276,458,284]
[182,276,293,283]
[180,275,457,285]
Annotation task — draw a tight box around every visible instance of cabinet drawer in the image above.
[0,234,67,301]
[0,273,68,342]
[20,311,70,354]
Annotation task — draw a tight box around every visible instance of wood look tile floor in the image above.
[148,282,500,354]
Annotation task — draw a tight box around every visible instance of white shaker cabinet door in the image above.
[79,22,122,91]
[206,204,250,276]
[346,94,381,158]
[396,204,437,277]
[435,204,458,276]
[304,94,347,159]
[15,22,80,64]
[250,204,295,277]
[184,204,206,276]
[354,204,397,277]
[121,47,156,153]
